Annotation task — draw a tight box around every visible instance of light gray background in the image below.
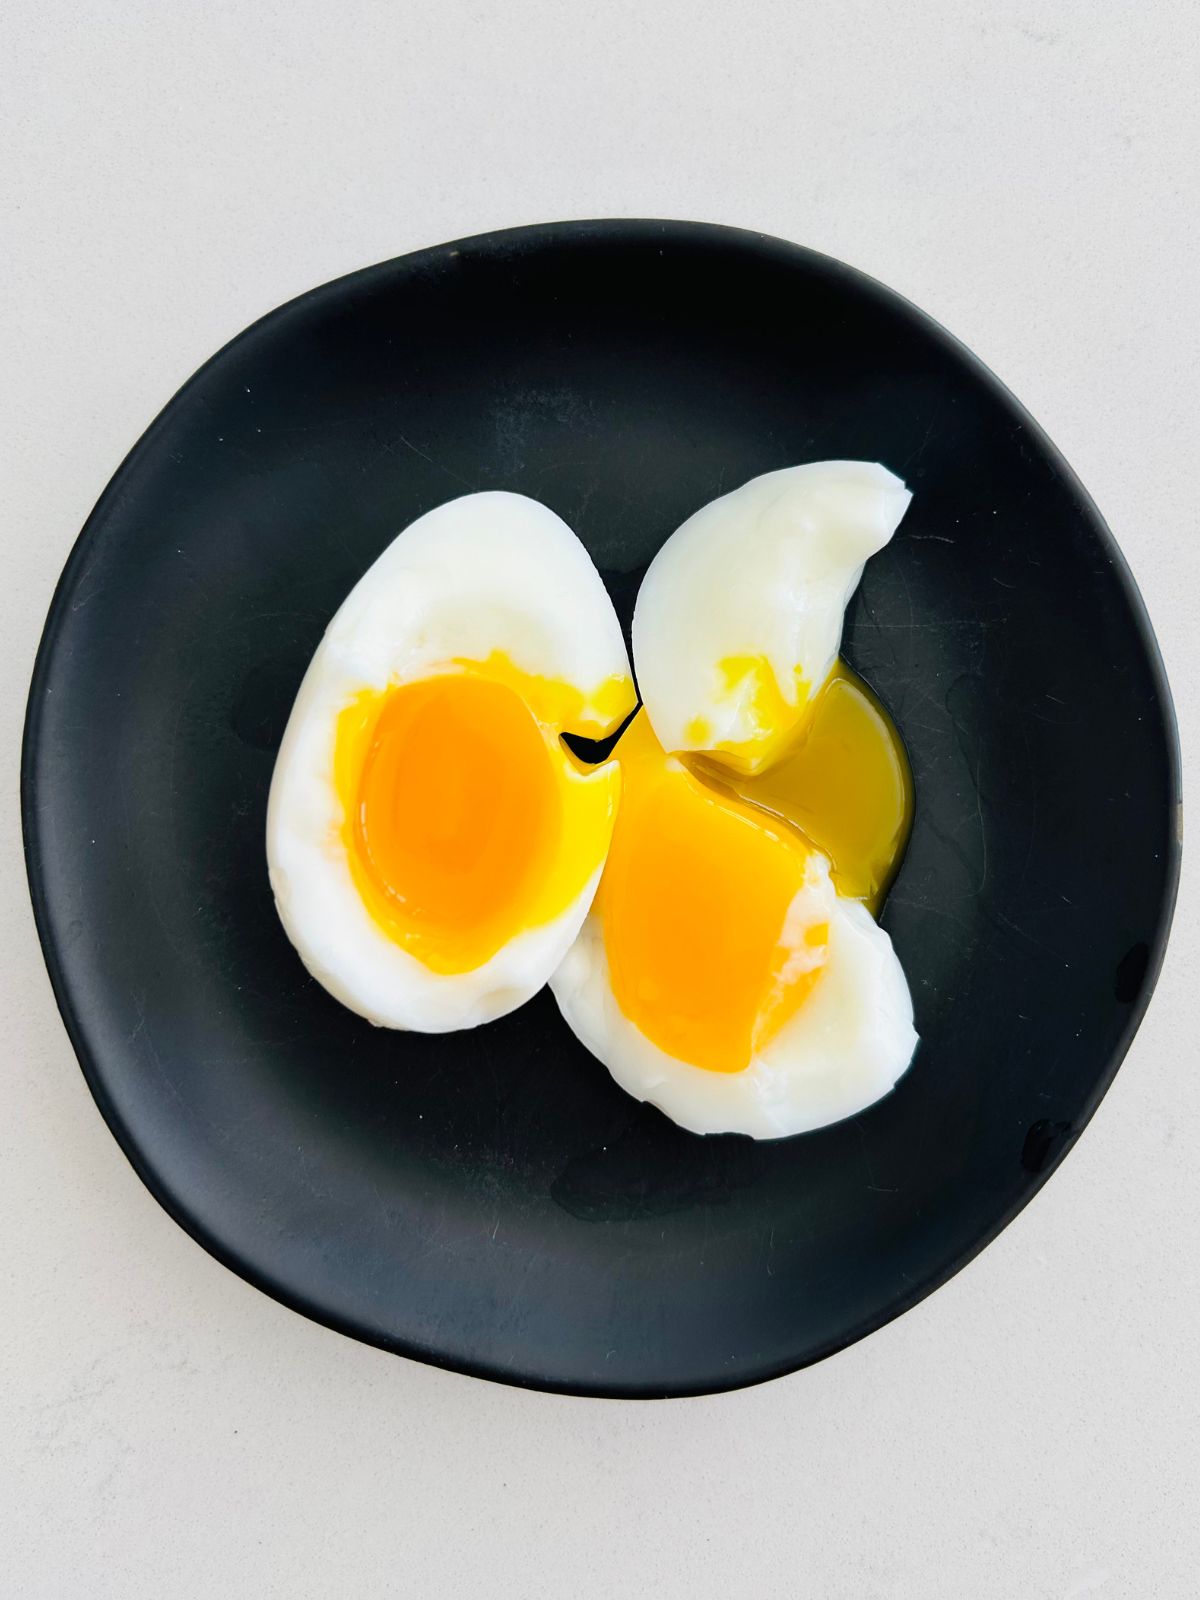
[3,3,1197,1596]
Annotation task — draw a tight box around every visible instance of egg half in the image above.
[549,711,916,1138]
[267,491,634,1032]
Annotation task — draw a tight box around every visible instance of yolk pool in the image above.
[334,657,624,974]
[596,712,828,1074]
[689,663,912,913]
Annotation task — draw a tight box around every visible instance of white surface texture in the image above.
[2,2,1197,1596]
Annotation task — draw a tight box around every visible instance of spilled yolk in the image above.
[334,653,628,974]
[690,662,912,912]
[596,712,829,1074]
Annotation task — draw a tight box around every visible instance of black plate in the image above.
[22,221,1180,1398]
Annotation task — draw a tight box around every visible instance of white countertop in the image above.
[3,3,1197,1595]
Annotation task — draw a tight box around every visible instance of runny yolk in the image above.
[688,663,912,913]
[333,659,625,975]
[346,674,559,965]
[596,661,911,1073]
[596,713,829,1075]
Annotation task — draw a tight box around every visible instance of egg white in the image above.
[550,865,917,1140]
[632,461,912,768]
[267,491,632,1032]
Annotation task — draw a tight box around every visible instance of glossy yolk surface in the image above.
[596,712,829,1074]
[689,663,912,912]
[334,654,625,974]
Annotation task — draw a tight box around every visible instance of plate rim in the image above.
[20,218,1183,1399]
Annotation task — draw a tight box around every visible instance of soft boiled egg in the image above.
[549,712,916,1138]
[631,460,912,774]
[550,460,918,1138]
[268,491,635,1032]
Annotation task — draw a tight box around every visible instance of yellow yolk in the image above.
[595,662,911,1071]
[596,713,829,1074]
[684,654,811,775]
[334,653,629,975]
[690,662,912,912]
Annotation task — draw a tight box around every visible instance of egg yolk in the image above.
[689,663,912,913]
[684,655,810,775]
[596,662,911,1073]
[596,713,829,1074]
[334,655,627,975]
